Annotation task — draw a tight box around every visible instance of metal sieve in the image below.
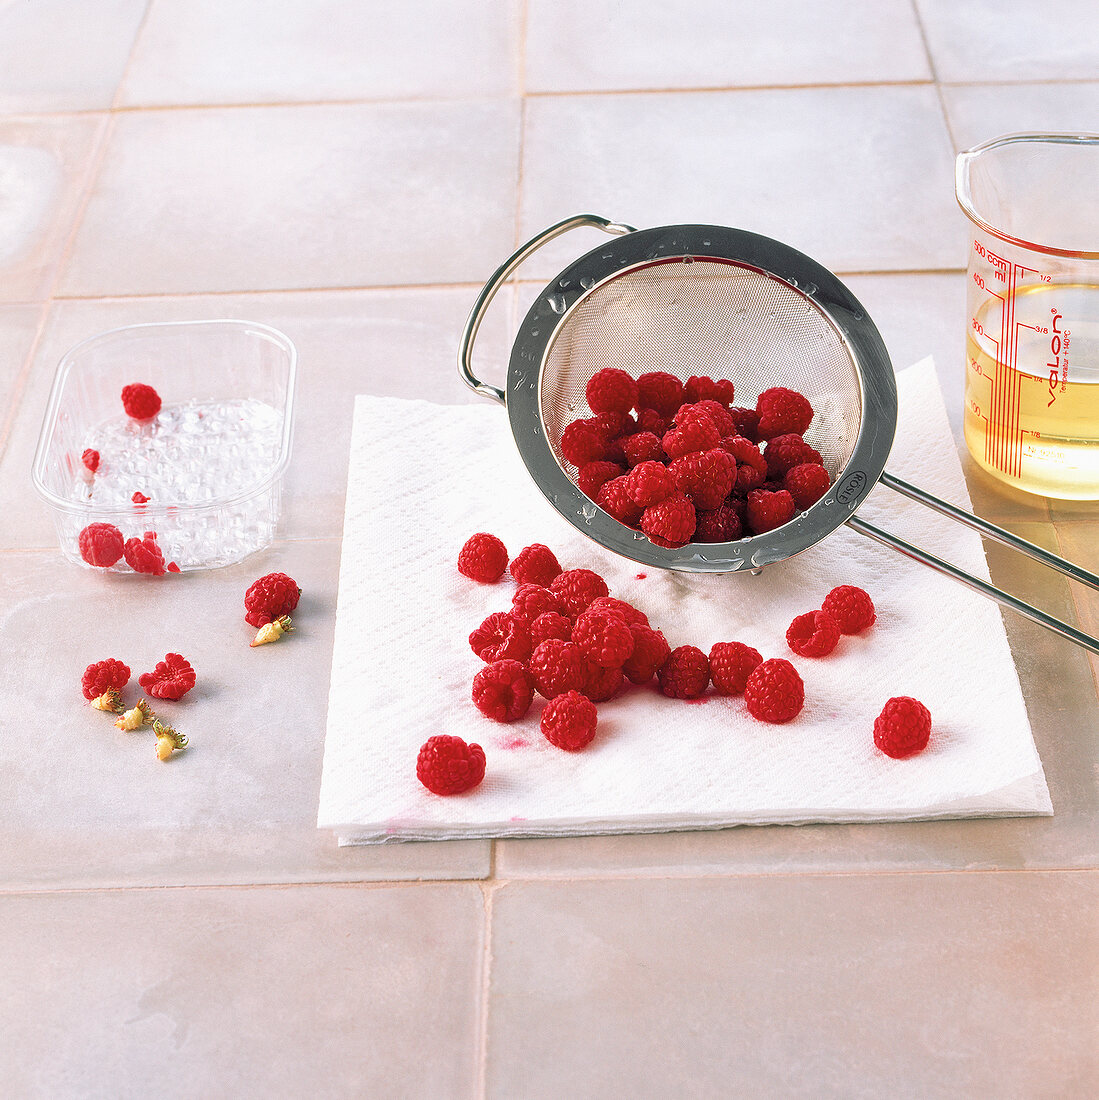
[460,214,1099,654]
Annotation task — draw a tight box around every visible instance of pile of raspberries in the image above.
[557,367,832,548]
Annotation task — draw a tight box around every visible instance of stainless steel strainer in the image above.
[459,214,1099,654]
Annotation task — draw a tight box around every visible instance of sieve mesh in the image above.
[540,258,863,483]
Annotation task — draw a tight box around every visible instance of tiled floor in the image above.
[1,1,1097,1095]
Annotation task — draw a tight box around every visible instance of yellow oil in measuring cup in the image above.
[956,133,1099,500]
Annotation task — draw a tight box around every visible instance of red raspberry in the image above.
[723,435,767,493]
[657,644,709,699]
[764,434,824,480]
[822,585,876,634]
[622,624,670,685]
[626,460,675,508]
[745,489,795,535]
[549,568,609,618]
[695,505,743,543]
[509,543,562,588]
[662,414,720,460]
[581,661,623,703]
[590,410,632,439]
[756,387,813,440]
[586,596,648,626]
[561,418,607,466]
[416,734,486,794]
[635,408,669,437]
[528,639,588,699]
[457,532,508,583]
[586,367,638,415]
[471,659,534,723]
[685,376,735,405]
[572,609,635,668]
[244,571,301,628]
[121,382,162,421]
[138,652,197,700]
[685,399,737,437]
[78,522,124,568]
[81,658,131,701]
[637,371,685,417]
[785,463,831,509]
[708,642,762,695]
[81,448,100,473]
[744,658,804,723]
[131,491,150,504]
[786,610,841,658]
[123,531,167,576]
[669,448,736,510]
[620,431,663,468]
[578,460,625,498]
[540,689,598,751]
[511,582,565,623]
[641,492,696,548]
[595,475,643,526]
[873,696,932,759]
[727,407,760,441]
[469,611,531,663]
[529,611,572,647]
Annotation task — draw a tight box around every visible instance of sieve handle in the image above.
[458,213,636,404]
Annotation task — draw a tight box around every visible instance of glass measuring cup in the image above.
[956,132,1099,499]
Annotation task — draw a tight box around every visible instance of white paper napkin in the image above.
[317,358,1051,843]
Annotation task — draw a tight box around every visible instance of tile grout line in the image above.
[908,0,959,154]
[475,869,502,1100]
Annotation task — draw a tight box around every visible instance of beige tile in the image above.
[487,872,1099,1098]
[526,0,931,92]
[122,0,520,106]
[0,883,484,1097]
[518,86,961,280]
[0,303,43,451]
[916,0,1099,82]
[0,0,147,112]
[0,114,107,302]
[0,546,490,887]
[943,82,1099,152]
[58,100,521,297]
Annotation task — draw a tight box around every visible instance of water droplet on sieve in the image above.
[580,502,597,523]
[548,293,567,314]
[804,282,817,295]
[531,328,540,337]
[580,276,595,290]
[558,278,569,288]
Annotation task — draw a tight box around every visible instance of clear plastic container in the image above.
[32,320,297,572]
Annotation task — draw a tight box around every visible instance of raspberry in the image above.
[572,609,635,668]
[637,371,685,417]
[586,596,648,627]
[581,661,623,703]
[511,583,565,623]
[764,434,824,480]
[822,585,876,634]
[121,382,162,421]
[695,504,743,543]
[669,448,736,510]
[138,652,197,701]
[509,543,562,588]
[685,376,735,405]
[471,659,534,723]
[785,463,831,509]
[586,367,638,415]
[686,399,737,438]
[873,697,931,759]
[469,611,531,663]
[578,460,625,498]
[131,491,150,504]
[657,645,710,699]
[723,436,767,493]
[549,569,609,618]
[745,489,795,535]
[416,734,487,794]
[529,611,572,647]
[561,418,607,466]
[786,610,841,658]
[662,414,720,460]
[635,408,669,437]
[622,624,671,685]
[726,407,760,441]
[595,475,643,526]
[641,492,696,548]
[620,431,663,468]
[123,531,167,576]
[590,410,632,439]
[540,690,598,751]
[457,532,508,583]
[708,642,762,695]
[81,448,100,473]
[81,658,131,701]
[528,639,589,699]
[756,387,813,440]
[78,522,124,568]
[744,658,804,723]
[626,460,675,508]
[244,571,301,628]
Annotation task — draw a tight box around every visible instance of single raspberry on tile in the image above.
[669,448,736,510]
[745,489,795,535]
[244,571,301,627]
[78,522,124,568]
[595,475,643,526]
[786,610,841,658]
[621,624,671,685]
[572,609,635,669]
[120,382,162,421]
[416,734,487,794]
[637,371,685,417]
[695,504,743,543]
[723,435,767,494]
[561,418,607,466]
[822,585,876,634]
[744,658,804,723]
[529,611,572,647]
[685,376,735,406]
[662,415,720,461]
[578,460,625,499]
[763,433,824,480]
[123,531,167,576]
[509,543,562,588]
[81,658,131,701]
[756,387,813,440]
[785,463,831,509]
[549,569,610,618]
[586,367,638,415]
[511,582,566,624]
[581,661,623,703]
[528,639,589,699]
[469,611,532,663]
[726,407,760,442]
[471,659,534,723]
[138,652,197,701]
[873,696,931,759]
[81,448,100,473]
[657,644,710,699]
[586,596,648,627]
[708,642,762,695]
[620,431,663,468]
[457,532,509,583]
[641,492,696,548]
[540,689,598,751]
[686,399,737,438]
[626,460,675,508]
